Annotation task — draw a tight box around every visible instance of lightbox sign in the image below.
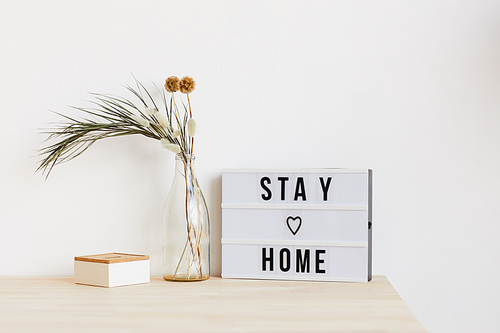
[221,169,372,282]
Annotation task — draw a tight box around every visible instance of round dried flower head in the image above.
[164,76,180,93]
[179,76,196,94]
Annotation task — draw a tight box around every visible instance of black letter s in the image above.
[261,177,272,201]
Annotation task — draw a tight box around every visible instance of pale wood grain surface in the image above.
[74,252,149,264]
[0,276,426,333]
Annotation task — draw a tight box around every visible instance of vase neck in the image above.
[174,154,196,177]
[175,154,195,163]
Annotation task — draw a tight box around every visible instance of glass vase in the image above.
[162,154,210,281]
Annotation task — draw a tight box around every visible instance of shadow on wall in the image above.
[209,174,222,276]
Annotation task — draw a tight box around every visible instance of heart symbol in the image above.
[286,216,302,235]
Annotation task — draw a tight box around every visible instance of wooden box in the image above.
[221,169,372,282]
[74,253,150,287]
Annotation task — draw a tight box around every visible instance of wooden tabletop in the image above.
[0,275,426,332]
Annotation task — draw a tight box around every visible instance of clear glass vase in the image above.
[162,154,210,281]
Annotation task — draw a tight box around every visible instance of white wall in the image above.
[1,1,499,331]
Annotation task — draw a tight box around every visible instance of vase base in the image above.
[163,274,209,282]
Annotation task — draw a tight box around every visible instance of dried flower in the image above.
[131,114,150,127]
[155,111,168,128]
[164,76,180,93]
[37,77,201,178]
[187,118,196,136]
[160,139,181,153]
[179,76,196,94]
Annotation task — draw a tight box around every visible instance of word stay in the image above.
[260,176,332,201]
